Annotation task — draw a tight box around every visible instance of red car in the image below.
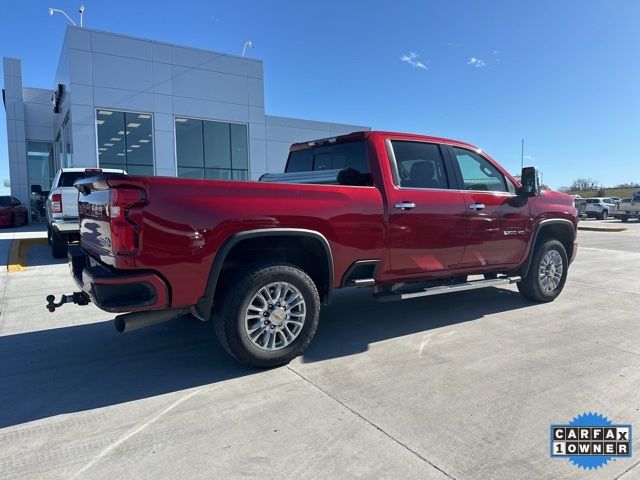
[0,195,29,227]
[49,131,578,368]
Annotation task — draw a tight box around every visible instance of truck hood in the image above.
[540,189,574,206]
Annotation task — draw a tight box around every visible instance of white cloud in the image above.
[467,57,486,68]
[524,155,535,161]
[493,50,499,55]
[400,52,428,70]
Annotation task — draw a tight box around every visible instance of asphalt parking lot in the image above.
[1,220,639,480]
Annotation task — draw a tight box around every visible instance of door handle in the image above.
[469,203,485,211]
[395,201,416,210]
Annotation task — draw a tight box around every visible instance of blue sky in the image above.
[1,0,639,193]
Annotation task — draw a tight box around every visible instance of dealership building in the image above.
[2,26,368,221]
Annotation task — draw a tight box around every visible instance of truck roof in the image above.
[289,130,481,152]
[59,167,126,173]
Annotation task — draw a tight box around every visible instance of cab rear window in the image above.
[59,172,86,187]
[286,141,369,175]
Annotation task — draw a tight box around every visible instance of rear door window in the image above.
[390,141,449,189]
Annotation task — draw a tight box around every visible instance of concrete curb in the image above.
[7,238,48,272]
[577,225,629,233]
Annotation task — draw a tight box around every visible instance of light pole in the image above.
[48,7,77,26]
[521,138,525,169]
[79,5,85,27]
[242,40,254,57]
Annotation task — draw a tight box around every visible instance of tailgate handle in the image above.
[469,203,486,211]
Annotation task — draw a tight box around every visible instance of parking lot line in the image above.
[7,238,48,272]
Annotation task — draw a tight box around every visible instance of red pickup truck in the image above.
[48,131,578,368]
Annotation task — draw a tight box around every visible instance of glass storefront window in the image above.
[26,141,55,222]
[175,118,248,180]
[96,109,154,175]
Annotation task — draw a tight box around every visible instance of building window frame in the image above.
[94,107,156,175]
[173,115,251,180]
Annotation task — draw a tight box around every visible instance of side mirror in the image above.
[518,167,541,197]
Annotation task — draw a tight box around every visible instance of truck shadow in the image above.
[303,287,531,362]
[0,287,532,428]
[0,318,252,429]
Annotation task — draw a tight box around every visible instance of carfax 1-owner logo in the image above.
[550,412,632,470]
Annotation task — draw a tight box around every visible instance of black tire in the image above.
[51,229,68,258]
[518,238,568,303]
[600,210,608,220]
[484,272,498,280]
[47,226,52,245]
[9,213,15,227]
[620,215,629,223]
[214,263,321,368]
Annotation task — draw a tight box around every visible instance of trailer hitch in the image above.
[46,292,90,312]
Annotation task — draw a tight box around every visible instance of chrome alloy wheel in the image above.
[538,249,563,293]
[244,282,306,351]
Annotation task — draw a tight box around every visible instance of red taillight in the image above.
[85,168,103,175]
[52,193,62,213]
[109,187,146,254]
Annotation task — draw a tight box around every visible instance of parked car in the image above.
[617,193,640,222]
[0,195,29,227]
[48,131,578,368]
[572,195,586,217]
[46,167,126,258]
[585,197,617,219]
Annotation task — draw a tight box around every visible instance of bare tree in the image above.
[570,178,600,191]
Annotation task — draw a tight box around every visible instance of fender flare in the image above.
[520,218,575,277]
[193,228,334,321]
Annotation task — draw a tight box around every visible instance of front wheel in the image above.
[620,215,629,223]
[600,210,608,220]
[518,239,568,302]
[214,263,321,368]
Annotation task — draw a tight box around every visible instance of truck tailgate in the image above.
[76,177,114,260]
[61,186,79,218]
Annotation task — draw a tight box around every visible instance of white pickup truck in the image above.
[46,168,125,257]
[618,193,640,223]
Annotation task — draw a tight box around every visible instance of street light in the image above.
[242,40,254,57]
[48,7,77,26]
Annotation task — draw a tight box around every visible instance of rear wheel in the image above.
[9,213,15,227]
[620,215,629,223]
[51,229,68,258]
[214,263,321,368]
[518,239,568,303]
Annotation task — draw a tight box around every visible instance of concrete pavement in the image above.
[1,220,639,479]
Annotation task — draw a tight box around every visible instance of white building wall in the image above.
[57,27,266,177]
[3,58,27,205]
